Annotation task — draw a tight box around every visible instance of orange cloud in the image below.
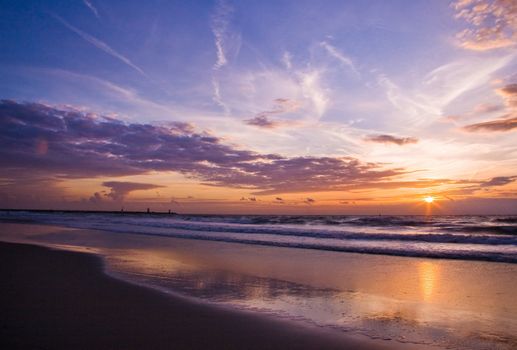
[453,0,517,51]
[461,82,517,131]
[463,115,517,132]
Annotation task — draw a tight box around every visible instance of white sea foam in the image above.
[1,211,516,263]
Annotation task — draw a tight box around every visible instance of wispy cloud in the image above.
[299,70,329,119]
[377,74,438,124]
[82,0,99,18]
[377,54,514,125]
[211,77,230,114]
[211,0,235,70]
[210,0,241,114]
[282,51,292,70]
[320,41,357,74]
[32,68,180,118]
[244,98,301,129]
[364,134,419,145]
[51,13,146,77]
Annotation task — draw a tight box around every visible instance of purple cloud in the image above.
[463,116,517,132]
[244,115,279,129]
[479,176,517,187]
[0,100,414,195]
[364,134,418,145]
[244,98,300,129]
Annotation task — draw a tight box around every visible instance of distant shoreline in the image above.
[1,208,516,217]
[0,208,179,215]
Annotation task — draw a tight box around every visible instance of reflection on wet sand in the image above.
[108,249,337,302]
[418,261,439,302]
[106,246,516,349]
[1,222,517,350]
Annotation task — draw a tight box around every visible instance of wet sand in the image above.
[1,222,515,349]
[0,241,399,350]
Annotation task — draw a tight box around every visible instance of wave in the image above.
[93,218,517,246]
[1,211,516,263]
[62,222,517,264]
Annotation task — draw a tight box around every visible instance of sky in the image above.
[0,0,516,214]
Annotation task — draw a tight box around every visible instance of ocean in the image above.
[1,210,516,263]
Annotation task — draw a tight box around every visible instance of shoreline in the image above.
[0,211,517,264]
[0,241,408,350]
[1,221,515,349]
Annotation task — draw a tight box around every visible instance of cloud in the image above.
[377,74,439,125]
[463,115,517,132]
[364,134,419,145]
[244,115,279,129]
[274,197,285,204]
[211,0,238,70]
[499,83,517,95]
[453,0,517,50]
[473,103,505,114]
[102,181,164,201]
[299,70,329,119]
[244,98,301,129]
[51,14,146,77]
[497,83,517,107]
[304,197,315,205]
[479,176,517,187]
[320,41,357,74]
[210,0,241,114]
[282,51,292,70]
[444,103,504,123]
[83,0,99,18]
[212,77,230,114]
[460,82,517,132]
[0,100,412,195]
[89,191,104,204]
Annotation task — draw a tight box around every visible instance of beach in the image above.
[1,240,408,350]
[1,218,516,349]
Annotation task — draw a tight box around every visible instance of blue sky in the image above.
[0,0,516,213]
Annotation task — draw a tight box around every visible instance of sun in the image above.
[423,196,435,203]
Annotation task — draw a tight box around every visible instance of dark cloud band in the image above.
[0,100,407,194]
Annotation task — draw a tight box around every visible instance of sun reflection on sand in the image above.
[418,261,440,302]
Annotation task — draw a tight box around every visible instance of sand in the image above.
[0,241,398,350]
